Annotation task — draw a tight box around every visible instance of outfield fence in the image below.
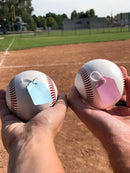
[0,25,130,36]
[33,26,130,37]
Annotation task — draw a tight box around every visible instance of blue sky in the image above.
[32,0,130,18]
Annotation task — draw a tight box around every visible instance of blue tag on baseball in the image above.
[27,80,53,105]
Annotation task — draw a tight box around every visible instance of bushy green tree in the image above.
[32,13,68,30]
[70,9,96,20]
[45,12,68,29]
[46,12,56,19]
[78,11,87,18]
[62,14,68,20]
[0,0,36,31]
[36,16,43,27]
[55,15,63,29]
[32,14,37,25]
[89,9,95,17]
[71,10,79,19]
[32,15,47,30]
[46,17,57,29]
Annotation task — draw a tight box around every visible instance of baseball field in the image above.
[0,31,130,172]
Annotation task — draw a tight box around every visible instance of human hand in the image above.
[68,67,130,173]
[0,90,67,173]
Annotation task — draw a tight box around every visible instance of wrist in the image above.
[8,134,54,173]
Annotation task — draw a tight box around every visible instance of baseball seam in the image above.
[120,70,125,91]
[46,76,56,105]
[79,68,94,102]
[9,79,17,112]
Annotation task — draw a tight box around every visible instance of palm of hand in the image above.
[68,73,130,144]
[0,90,66,153]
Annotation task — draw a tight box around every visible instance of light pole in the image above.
[11,5,16,32]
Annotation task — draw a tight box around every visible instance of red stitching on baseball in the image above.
[9,79,17,112]
[79,68,94,102]
[46,76,56,105]
[120,70,125,90]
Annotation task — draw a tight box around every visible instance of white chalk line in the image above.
[0,60,130,69]
[5,38,15,54]
[0,53,6,66]
[0,62,84,69]
[0,38,15,66]
[114,60,130,64]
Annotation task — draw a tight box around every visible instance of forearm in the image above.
[8,136,65,173]
[104,136,130,173]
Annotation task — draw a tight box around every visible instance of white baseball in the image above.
[6,70,58,121]
[75,59,124,109]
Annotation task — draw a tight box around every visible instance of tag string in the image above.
[90,71,106,83]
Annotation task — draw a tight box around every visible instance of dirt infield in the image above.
[0,40,130,173]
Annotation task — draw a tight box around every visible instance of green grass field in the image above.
[0,28,130,51]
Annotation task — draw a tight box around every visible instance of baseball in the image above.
[6,70,58,121]
[75,59,124,109]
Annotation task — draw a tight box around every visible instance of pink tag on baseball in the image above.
[96,77,121,105]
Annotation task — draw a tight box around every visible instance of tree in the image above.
[89,9,95,17]
[32,14,37,24]
[32,15,47,30]
[114,14,120,20]
[55,15,63,29]
[86,11,89,18]
[46,12,56,19]
[18,0,36,30]
[32,13,68,30]
[62,13,68,20]
[78,11,86,18]
[36,16,43,27]
[0,1,10,33]
[71,9,96,19]
[46,17,57,29]
[25,14,36,31]
[71,10,79,19]
[0,2,9,22]
[55,14,68,29]
[43,17,47,30]
[46,13,68,29]
[0,0,36,31]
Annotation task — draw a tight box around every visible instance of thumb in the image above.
[68,86,89,113]
[54,94,68,113]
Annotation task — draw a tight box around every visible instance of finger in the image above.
[125,76,130,107]
[54,94,68,113]
[0,93,11,118]
[51,94,68,130]
[119,67,127,101]
[0,90,20,125]
[68,86,87,112]
[120,66,128,78]
[0,89,10,117]
[0,104,20,126]
[0,89,6,99]
[68,86,80,100]
[68,86,96,127]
